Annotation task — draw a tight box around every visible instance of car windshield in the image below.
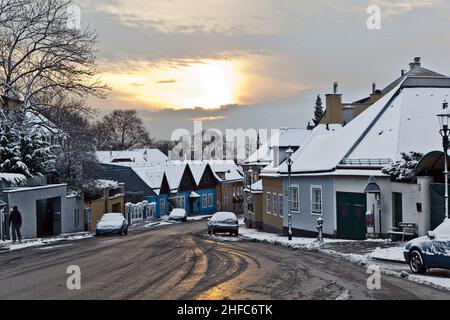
[101,214,123,222]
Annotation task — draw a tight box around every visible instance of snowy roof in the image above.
[277,75,450,175]
[244,128,313,166]
[96,149,168,165]
[0,173,27,186]
[129,166,166,195]
[208,160,243,182]
[278,83,401,173]
[244,179,263,193]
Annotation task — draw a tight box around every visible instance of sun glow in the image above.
[101,59,241,110]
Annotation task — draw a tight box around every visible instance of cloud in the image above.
[156,79,177,84]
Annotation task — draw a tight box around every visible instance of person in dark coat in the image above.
[9,206,22,243]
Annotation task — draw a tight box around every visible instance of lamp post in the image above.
[438,101,450,219]
[286,147,294,241]
[247,168,253,220]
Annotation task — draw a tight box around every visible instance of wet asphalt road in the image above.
[0,220,450,300]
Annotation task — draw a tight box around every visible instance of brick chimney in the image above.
[323,82,343,125]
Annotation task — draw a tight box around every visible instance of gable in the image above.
[178,165,197,192]
[159,173,171,195]
[197,165,219,189]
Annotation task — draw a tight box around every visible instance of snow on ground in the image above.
[188,215,213,221]
[370,246,405,262]
[0,232,93,252]
[238,225,450,291]
[204,233,241,242]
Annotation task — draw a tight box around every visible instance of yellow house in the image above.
[261,176,284,234]
[83,182,125,231]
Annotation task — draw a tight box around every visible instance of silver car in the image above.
[208,212,239,236]
[96,213,128,236]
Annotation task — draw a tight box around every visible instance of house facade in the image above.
[267,58,450,240]
[2,183,83,239]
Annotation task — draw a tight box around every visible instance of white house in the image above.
[263,58,450,239]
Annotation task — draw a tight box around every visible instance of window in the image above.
[289,186,300,213]
[208,193,213,208]
[272,193,277,215]
[278,194,283,216]
[266,192,271,213]
[160,199,165,215]
[311,186,322,215]
[202,194,207,208]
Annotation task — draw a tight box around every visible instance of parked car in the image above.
[404,219,450,274]
[169,208,187,222]
[96,213,128,236]
[208,212,239,236]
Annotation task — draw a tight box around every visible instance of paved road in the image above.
[0,220,449,300]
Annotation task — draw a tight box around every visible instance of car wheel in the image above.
[409,250,427,274]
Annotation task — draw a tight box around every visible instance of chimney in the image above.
[409,62,415,71]
[333,82,338,94]
[372,82,376,94]
[414,57,421,66]
[401,69,406,76]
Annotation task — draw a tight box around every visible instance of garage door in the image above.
[337,192,367,240]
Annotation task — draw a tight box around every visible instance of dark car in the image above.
[207,212,239,236]
[404,219,450,274]
[96,213,128,236]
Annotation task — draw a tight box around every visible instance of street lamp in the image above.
[247,168,253,219]
[286,146,294,241]
[438,101,450,219]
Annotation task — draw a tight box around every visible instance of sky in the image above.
[78,0,450,139]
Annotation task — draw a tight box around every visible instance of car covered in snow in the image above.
[169,208,187,222]
[207,212,239,236]
[96,213,128,236]
[404,219,450,274]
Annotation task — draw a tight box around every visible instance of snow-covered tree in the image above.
[44,106,97,190]
[0,111,56,176]
[313,94,324,127]
[382,152,424,182]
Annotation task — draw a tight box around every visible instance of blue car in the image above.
[96,213,128,236]
[404,219,450,274]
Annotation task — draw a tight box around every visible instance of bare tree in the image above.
[0,0,108,120]
[93,110,153,151]
[42,100,97,189]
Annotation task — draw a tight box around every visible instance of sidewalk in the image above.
[238,225,450,292]
[0,232,93,252]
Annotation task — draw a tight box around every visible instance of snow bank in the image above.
[188,215,213,221]
[0,232,93,252]
[370,246,405,262]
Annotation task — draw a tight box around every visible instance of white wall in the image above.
[6,184,83,239]
[61,195,84,234]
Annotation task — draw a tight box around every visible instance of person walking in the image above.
[9,206,22,243]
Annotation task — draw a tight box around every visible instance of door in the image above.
[337,192,367,240]
[392,193,403,228]
[431,184,448,229]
